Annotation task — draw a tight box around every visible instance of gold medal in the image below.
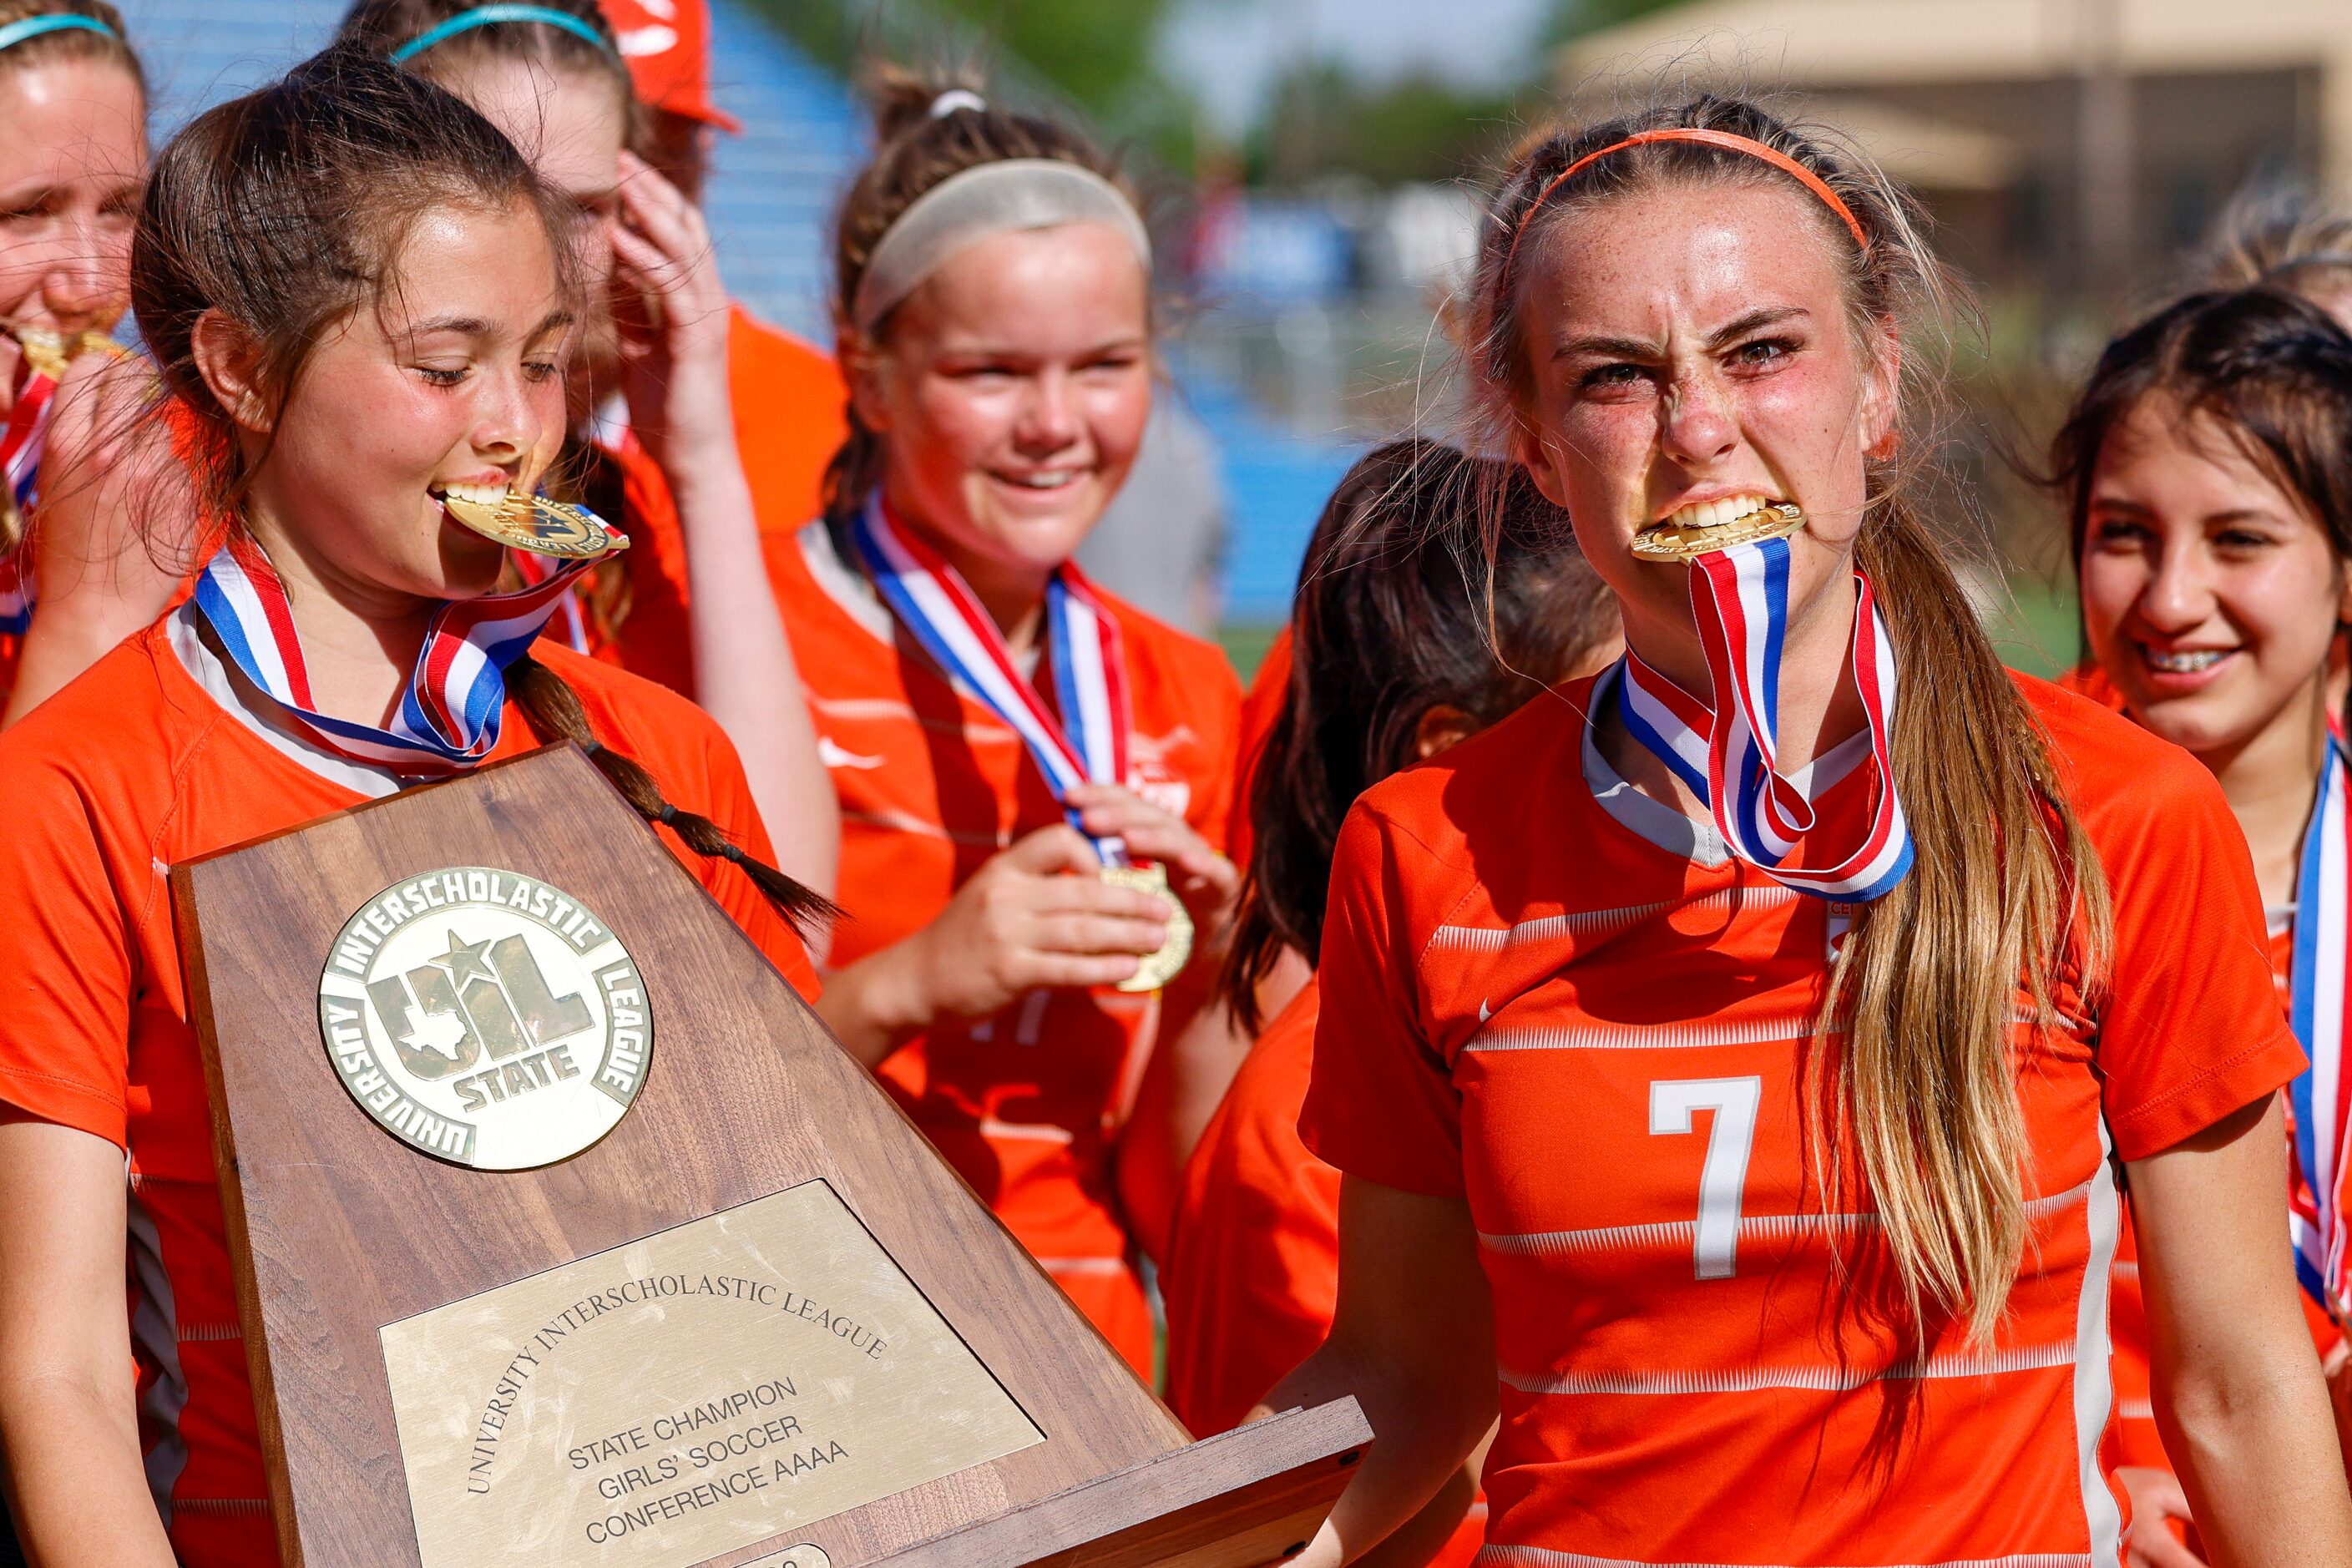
[1631,501,1807,562]
[1102,862,1193,994]
[8,326,118,382]
[437,486,630,561]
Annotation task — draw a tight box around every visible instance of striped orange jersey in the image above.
[1165,974,1484,1562]
[0,616,815,1568]
[1302,668,2304,1565]
[767,518,1241,1375]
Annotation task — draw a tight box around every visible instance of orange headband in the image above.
[1500,127,1869,286]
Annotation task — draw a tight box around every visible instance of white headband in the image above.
[850,159,1151,332]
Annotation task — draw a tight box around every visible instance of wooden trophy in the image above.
[174,744,1368,1568]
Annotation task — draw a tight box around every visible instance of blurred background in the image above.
[121,0,2352,677]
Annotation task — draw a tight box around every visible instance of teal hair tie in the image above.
[389,4,610,66]
[0,14,118,54]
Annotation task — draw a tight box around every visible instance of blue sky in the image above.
[1162,0,1555,134]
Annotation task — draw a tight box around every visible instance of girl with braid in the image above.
[1257,97,2349,1568]
[340,0,839,899]
[0,48,823,1564]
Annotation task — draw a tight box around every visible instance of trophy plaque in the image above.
[174,744,1368,1568]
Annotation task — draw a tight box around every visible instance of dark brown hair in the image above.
[1222,438,1617,1028]
[134,44,829,928]
[1465,94,2112,1344]
[2052,287,2352,564]
[0,0,141,92]
[821,63,1138,529]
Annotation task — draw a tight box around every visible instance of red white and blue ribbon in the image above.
[847,495,1133,865]
[0,354,60,636]
[2289,738,2352,1323]
[1616,536,1913,903]
[191,534,592,776]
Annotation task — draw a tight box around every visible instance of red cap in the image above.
[602,0,741,133]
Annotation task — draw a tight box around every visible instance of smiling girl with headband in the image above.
[338,0,839,896]
[1251,98,2352,1568]
[766,68,1241,1377]
[0,48,826,1564]
[0,3,200,724]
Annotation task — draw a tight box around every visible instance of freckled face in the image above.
[2078,397,2349,759]
[855,222,1152,580]
[1512,181,1894,665]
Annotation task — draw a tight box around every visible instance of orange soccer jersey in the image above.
[0,617,815,1568]
[1165,975,1483,1563]
[1302,668,2304,1565]
[767,518,1241,1376]
[731,306,848,542]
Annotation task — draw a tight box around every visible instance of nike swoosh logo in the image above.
[818,737,885,770]
[1479,998,1492,1024]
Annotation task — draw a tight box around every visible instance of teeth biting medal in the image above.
[1633,498,1807,561]
[435,482,629,560]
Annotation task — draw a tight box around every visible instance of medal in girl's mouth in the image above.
[3,324,119,382]
[1632,493,1806,562]
[432,480,629,561]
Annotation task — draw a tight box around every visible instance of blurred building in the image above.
[1556,0,2352,296]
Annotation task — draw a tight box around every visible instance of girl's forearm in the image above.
[811,938,931,1069]
[2165,1361,2352,1567]
[663,447,841,903]
[1256,1339,1490,1566]
[0,1372,179,1566]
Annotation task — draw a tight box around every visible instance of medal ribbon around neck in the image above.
[1616,534,1914,902]
[2289,739,2352,1323]
[191,534,593,777]
[848,495,1134,865]
[0,351,61,635]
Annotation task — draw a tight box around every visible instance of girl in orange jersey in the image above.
[1257,98,2351,1568]
[773,70,1242,1377]
[0,2,196,722]
[2056,286,2352,1566]
[0,50,827,1565]
[1163,438,1617,1566]
[340,0,838,895]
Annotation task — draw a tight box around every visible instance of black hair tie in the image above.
[580,739,605,758]
[718,842,747,864]
[657,803,680,826]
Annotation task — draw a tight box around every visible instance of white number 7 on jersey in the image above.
[1650,1076,1763,1280]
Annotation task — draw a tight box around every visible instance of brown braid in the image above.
[508,655,838,931]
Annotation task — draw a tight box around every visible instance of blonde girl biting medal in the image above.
[1251,99,2350,1568]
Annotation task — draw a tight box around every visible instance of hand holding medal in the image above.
[849,498,1229,998]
